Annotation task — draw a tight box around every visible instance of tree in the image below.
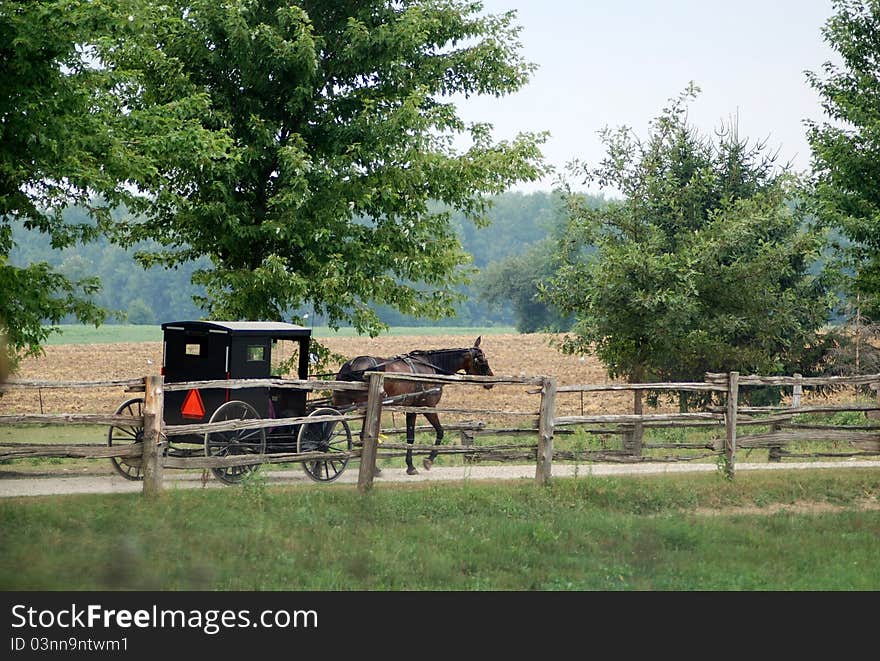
[1,0,231,370]
[473,190,604,332]
[806,0,880,320]
[106,0,547,334]
[542,86,836,407]
[126,298,156,325]
[821,294,880,378]
[476,239,572,333]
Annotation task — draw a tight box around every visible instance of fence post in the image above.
[357,372,384,494]
[632,387,644,455]
[536,376,556,486]
[770,372,801,462]
[142,374,165,498]
[768,420,783,463]
[724,371,739,478]
[870,382,880,421]
[460,429,475,464]
[791,373,803,408]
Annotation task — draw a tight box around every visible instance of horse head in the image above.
[468,336,494,389]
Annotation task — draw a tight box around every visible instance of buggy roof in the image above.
[161,320,311,339]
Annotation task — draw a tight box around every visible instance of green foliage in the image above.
[806,0,880,320]
[126,298,155,325]
[0,255,105,370]
[9,191,567,329]
[2,1,546,369]
[716,454,734,480]
[476,238,574,332]
[0,0,232,369]
[238,470,269,512]
[471,191,607,333]
[107,0,548,334]
[543,86,837,396]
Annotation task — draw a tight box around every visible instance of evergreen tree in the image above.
[806,0,880,320]
[543,86,836,405]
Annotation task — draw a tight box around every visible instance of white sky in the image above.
[456,0,841,192]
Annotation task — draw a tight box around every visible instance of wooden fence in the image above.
[1,370,878,497]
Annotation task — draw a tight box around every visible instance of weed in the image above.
[715,454,733,480]
[239,470,269,511]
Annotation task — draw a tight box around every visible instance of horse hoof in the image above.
[406,467,418,476]
[423,458,433,471]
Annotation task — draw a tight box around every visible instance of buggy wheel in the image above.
[107,397,145,480]
[205,400,266,485]
[297,407,352,483]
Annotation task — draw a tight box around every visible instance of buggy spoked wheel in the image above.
[108,397,146,480]
[205,400,266,485]
[297,407,352,483]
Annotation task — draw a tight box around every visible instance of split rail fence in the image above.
[1,370,878,497]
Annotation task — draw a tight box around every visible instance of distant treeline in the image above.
[10,191,597,328]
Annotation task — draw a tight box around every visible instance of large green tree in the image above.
[806,0,880,320]
[107,0,547,334]
[543,86,836,403]
[0,0,230,369]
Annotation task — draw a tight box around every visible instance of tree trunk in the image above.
[624,367,645,456]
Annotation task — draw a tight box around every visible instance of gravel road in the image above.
[1,460,877,498]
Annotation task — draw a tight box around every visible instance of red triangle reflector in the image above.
[181,389,206,419]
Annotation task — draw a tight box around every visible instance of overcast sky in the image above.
[455,0,841,192]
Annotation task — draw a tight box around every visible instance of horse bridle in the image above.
[468,347,492,376]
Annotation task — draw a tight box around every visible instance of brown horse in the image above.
[332,337,494,475]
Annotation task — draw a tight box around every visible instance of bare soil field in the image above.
[0,333,639,420]
[1,332,862,426]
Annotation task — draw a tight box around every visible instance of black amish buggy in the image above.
[107,320,354,485]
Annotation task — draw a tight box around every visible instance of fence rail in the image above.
[1,370,878,496]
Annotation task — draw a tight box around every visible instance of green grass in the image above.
[44,325,164,344]
[0,425,119,475]
[0,424,107,445]
[1,469,878,590]
[42,324,517,345]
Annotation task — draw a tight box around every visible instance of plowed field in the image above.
[1,334,638,420]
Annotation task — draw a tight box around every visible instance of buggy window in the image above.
[247,345,266,362]
[185,343,202,356]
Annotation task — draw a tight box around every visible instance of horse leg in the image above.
[422,412,443,471]
[405,412,418,475]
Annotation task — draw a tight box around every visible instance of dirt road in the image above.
[2,460,877,498]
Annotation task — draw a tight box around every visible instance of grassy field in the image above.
[43,324,517,344]
[1,468,878,590]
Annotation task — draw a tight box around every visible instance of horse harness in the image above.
[343,348,482,401]
[348,349,476,378]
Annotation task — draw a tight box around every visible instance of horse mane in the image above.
[407,347,472,375]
